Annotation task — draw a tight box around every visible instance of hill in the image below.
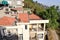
[24,0,46,12]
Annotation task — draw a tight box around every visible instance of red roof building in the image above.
[18,13,29,22]
[0,16,16,26]
[18,13,41,22]
[0,13,42,26]
[29,14,41,20]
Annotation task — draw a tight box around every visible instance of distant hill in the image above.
[24,0,46,12]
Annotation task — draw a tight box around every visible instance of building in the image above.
[0,0,24,7]
[0,0,49,40]
[7,0,24,7]
[0,13,49,40]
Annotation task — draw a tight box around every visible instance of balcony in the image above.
[29,32,44,40]
[29,23,46,40]
[29,24,44,32]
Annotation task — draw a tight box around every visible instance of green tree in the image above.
[38,6,59,29]
[24,0,59,29]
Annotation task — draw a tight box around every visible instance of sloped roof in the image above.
[29,14,41,20]
[0,16,16,26]
[0,13,42,26]
[18,13,41,22]
[18,13,29,22]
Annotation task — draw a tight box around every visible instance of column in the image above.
[43,23,46,40]
[44,23,46,31]
[37,24,38,33]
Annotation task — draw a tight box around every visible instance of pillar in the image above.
[44,23,46,31]
[37,24,39,33]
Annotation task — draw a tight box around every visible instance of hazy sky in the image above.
[33,0,60,6]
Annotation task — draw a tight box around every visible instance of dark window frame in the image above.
[25,25,27,30]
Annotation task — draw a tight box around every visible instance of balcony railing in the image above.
[29,24,44,32]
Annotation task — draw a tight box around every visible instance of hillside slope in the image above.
[24,0,45,12]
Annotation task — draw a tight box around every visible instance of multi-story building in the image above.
[0,0,24,7]
[0,0,49,40]
[7,0,24,7]
[0,13,49,40]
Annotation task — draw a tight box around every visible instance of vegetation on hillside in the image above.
[24,0,60,29]
[24,0,45,12]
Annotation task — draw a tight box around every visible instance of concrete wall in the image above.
[30,20,49,23]
[7,0,24,7]
[0,24,29,40]
[22,24,29,40]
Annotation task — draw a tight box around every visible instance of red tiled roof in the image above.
[29,14,41,20]
[0,16,16,26]
[11,7,23,11]
[18,13,29,22]
[18,13,41,22]
[0,13,41,26]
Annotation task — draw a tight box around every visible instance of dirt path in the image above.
[47,29,59,40]
[56,28,60,40]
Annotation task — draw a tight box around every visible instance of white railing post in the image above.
[37,24,38,33]
[44,23,46,31]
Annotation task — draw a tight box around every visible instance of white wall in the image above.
[4,25,30,40]
[7,0,24,7]
[23,24,29,40]
[17,10,23,13]
[30,20,49,23]
[18,25,23,34]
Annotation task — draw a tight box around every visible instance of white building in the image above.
[7,0,24,7]
[0,13,49,40]
[0,0,49,40]
[0,0,24,7]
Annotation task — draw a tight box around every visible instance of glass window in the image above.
[25,25,27,30]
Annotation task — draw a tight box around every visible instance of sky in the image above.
[33,0,60,6]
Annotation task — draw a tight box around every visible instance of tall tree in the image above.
[38,6,59,29]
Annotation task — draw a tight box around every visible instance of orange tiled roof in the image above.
[0,13,41,26]
[18,13,41,22]
[18,13,29,22]
[29,14,41,20]
[0,16,16,26]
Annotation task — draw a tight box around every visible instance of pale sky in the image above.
[0,0,60,6]
[33,0,60,6]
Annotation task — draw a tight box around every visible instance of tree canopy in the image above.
[24,0,60,29]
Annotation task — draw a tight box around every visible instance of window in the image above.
[5,8,8,11]
[9,6,12,8]
[25,25,27,30]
